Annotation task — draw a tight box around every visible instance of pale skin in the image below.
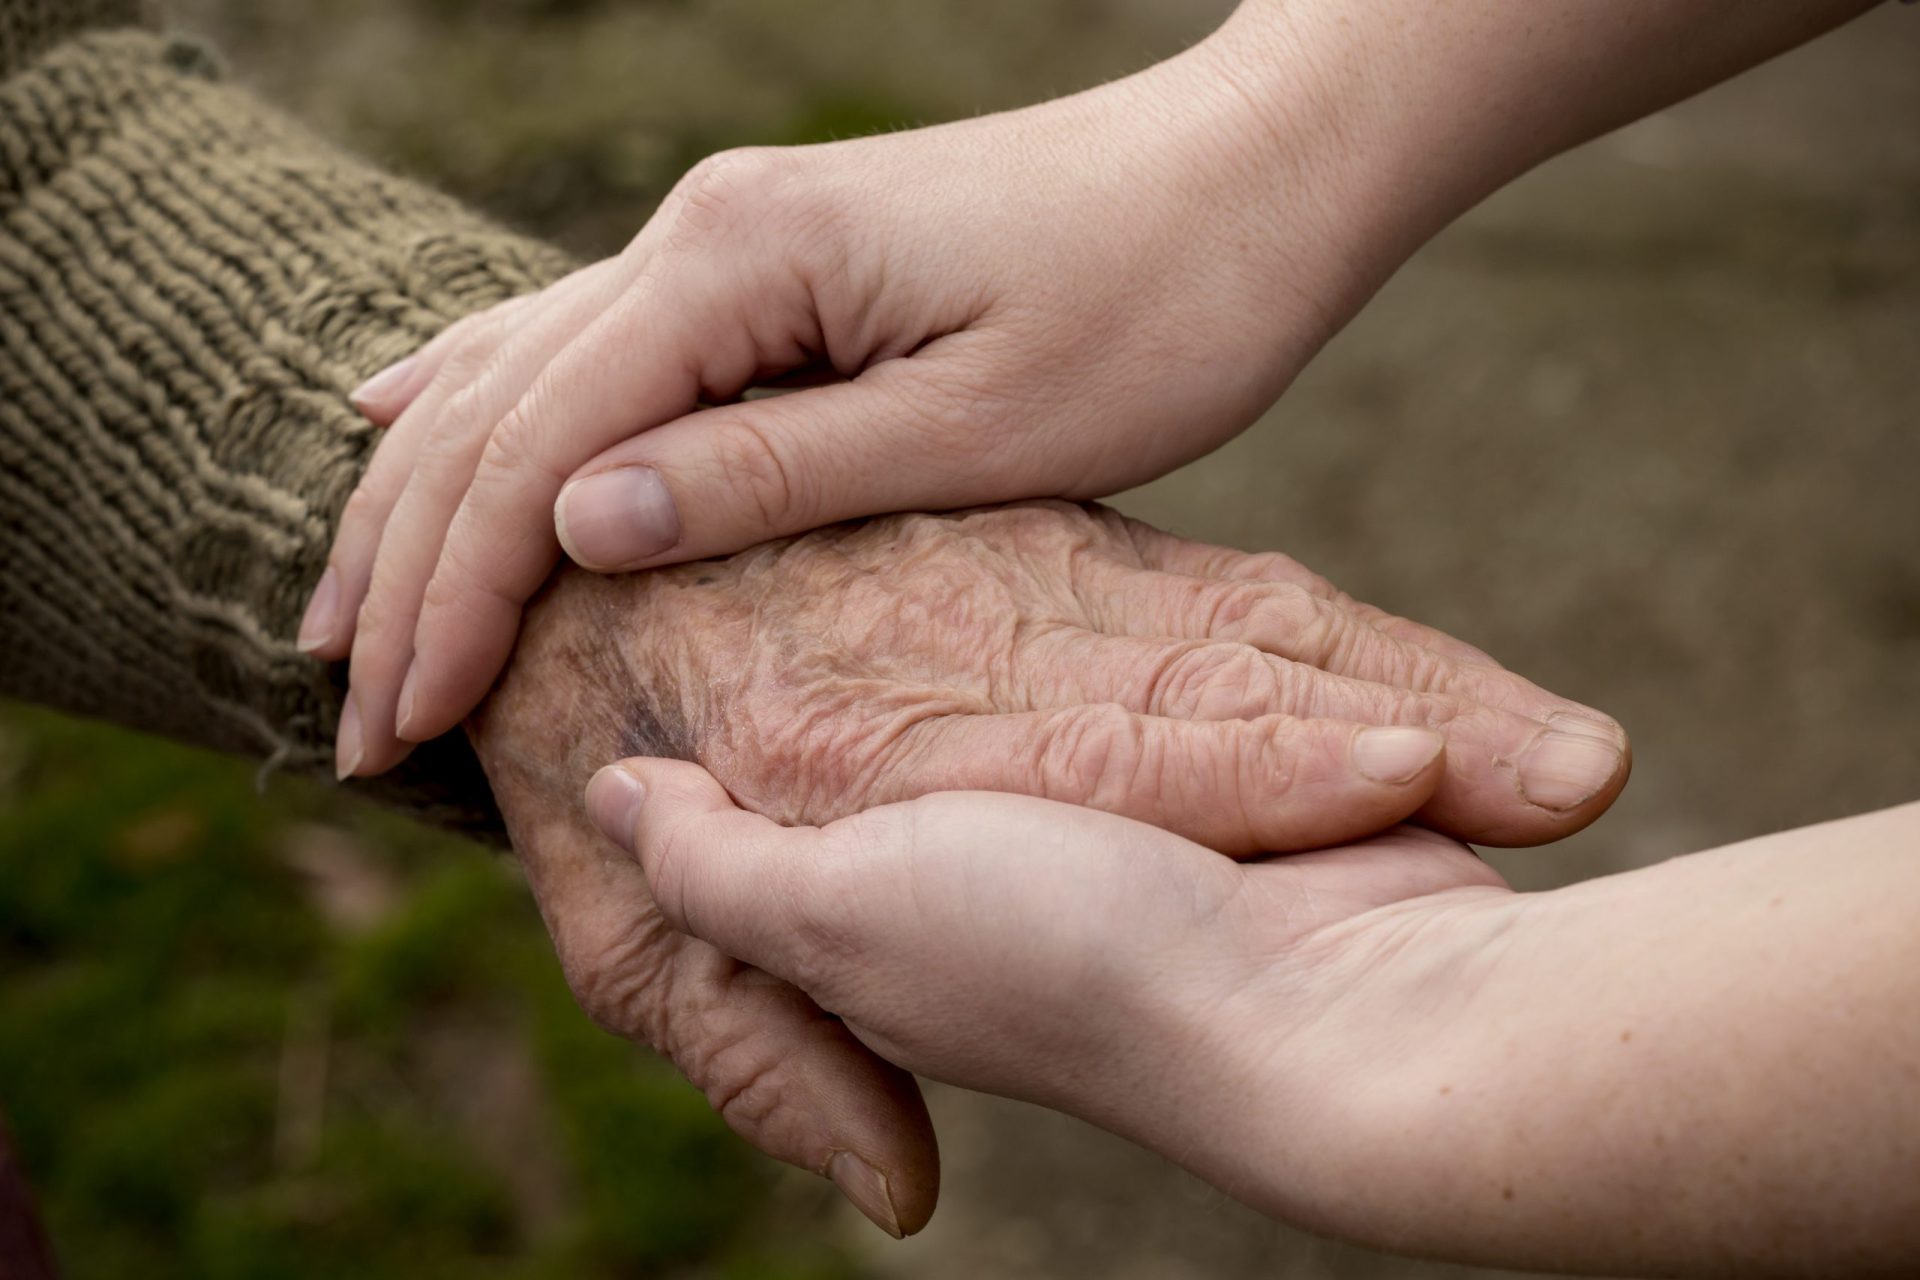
[301,0,1884,779]
[587,765,1920,1276]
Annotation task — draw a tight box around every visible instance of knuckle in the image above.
[559,917,680,1045]
[1206,581,1291,635]
[1246,718,1301,800]
[1396,644,1457,697]
[411,421,482,487]
[415,551,506,628]
[1294,598,1360,672]
[434,324,508,389]
[561,917,812,1144]
[1230,585,1341,663]
[430,378,493,448]
[1151,642,1282,719]
[350,584,399,644]
[701,1038,796,1135]
[411,393,505,483]
[416,566,463,621]
[1036,703,1150,809]
[337,476,389,531]
[477,399,567,491]
[1243,551,1332,594]
[667,146,797,245]
[710,418,803,528]
[643,817,700,930]
[434,517,522,610]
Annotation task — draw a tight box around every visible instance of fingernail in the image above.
[586,765,647,851]
[348,355,420,417]
[1549,709,1623,742]
[1352,726,1445,785]
[829,1152,903,1240]
[1517,719,1624,811]
[335,694,364,782]
[395,664,421,740]
[297,567,339,654]
[555,467,681,570]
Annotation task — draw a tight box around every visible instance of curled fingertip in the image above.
[334,694,365,782]
[297,566,340,656]
[586,763,648,851]
[829,1151,905,1239]
[394,662,422,741]
[348,354,423,423]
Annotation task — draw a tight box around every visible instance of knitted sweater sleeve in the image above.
[0,16,578,836]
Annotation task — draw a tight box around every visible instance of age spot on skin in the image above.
[1620,1029,1633,1043]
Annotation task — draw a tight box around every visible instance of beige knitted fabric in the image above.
[0,16,578,835]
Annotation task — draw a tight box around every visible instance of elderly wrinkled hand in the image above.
[464,500,1626,1234]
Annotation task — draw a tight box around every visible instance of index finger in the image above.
[397,250,759,742]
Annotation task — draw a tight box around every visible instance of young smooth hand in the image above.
[584,756,1510,1241]
[299,6,1394,770]
[587,761,1920,1273]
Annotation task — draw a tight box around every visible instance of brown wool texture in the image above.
[1,5,579,837]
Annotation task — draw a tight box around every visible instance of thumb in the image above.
[554,356,1006,571]
[586,758,842,977]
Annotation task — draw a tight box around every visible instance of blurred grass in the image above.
[0,702,858,1279]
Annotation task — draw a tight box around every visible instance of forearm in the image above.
[0,25,573,832]
[1181,0,1884,324]
[1254,804,1920,1275]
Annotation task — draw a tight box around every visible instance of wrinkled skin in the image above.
[464,501,1628,1234]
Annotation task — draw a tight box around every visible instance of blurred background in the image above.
[2,0,1916,1276]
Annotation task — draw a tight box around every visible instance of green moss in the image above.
[0,703,861,1278]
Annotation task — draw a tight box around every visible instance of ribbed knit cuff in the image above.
[0,30,576,837]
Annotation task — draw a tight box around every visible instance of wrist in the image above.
[1133,7,1485,360]
[1104,886,1524,1229]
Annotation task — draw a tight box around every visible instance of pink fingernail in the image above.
[349,355,421,417]
[586,765,647,850]
[297,567,339,655]
[335,695,365,782]
[555,467,682,570]
[395,663,420,740]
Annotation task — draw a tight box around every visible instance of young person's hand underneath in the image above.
[589,760,1920,1273]
[462,501,1628,1235]
[585,755,1510,1243]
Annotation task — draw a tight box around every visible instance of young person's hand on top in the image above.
[301,0,1875,775]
